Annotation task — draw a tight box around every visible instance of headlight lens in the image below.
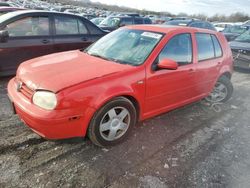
[33,91,57,110]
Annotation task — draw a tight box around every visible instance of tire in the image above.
[88,97,137,147]
[206,75,233,103]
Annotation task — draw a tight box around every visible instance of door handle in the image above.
[41,39,50,44]
[217,62,222,65]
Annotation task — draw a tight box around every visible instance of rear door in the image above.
[0,13,53,75]
[194,33,223,94]
[52,14,93,52]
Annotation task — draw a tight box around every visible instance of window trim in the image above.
[211,34,223,58]
[196,32,222,62]
[155,32,194,68]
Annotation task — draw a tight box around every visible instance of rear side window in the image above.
[211,35,222,57]
[55,16,88,35]
[85,22,103,34]
[159,33,193,66]
[196,33,214,61]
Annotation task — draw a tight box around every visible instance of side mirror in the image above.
[0,30,9,43]
[158,58,178,70]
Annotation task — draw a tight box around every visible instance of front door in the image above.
[0,15,54,76]
[145,33,198,117]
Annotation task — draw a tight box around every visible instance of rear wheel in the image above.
[88,97,137,147]
[206,75,233,103]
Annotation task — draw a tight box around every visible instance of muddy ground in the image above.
[0,71,250,188]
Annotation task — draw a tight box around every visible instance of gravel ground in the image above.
[0,71,250,188]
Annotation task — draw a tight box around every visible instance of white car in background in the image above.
[213,22,234,32]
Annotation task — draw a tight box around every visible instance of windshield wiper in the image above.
[88,53,112,61]
[87,53,132,65]
[106,57,132,65]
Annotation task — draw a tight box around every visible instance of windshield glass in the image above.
[0,12,6,16]
[85,29,163,66]
[223,26,247,34]
[99,17,120,27]
[0,11,15,23]
[235,30,250,42]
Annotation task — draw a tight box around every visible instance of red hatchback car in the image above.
[8,25,233,147]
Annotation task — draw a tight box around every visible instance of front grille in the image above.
[15,79,34,100]
[20,83,34,99]
[232,49,250,61]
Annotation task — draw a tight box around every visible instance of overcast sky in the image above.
[91,0,250,16]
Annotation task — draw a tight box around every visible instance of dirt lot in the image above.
[0,71,250,188]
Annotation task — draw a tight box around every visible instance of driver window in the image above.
[159,33,193,66]
[6,16,49,37]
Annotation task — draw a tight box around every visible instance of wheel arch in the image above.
[220,71,232,79]
[95,94,141,120]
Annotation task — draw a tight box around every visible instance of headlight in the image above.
[33,91,57,110]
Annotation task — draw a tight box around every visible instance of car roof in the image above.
[125,24,218,34]
[0,6,24,11]
[0,9,84,17]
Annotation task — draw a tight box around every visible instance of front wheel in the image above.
[206,75,233,103]
[88,97,137,147]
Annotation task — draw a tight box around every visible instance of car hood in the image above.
[230,41,250,50]
[17,50,134,93]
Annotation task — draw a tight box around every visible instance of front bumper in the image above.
[7,78,95,139]
[234,58,250,70]
[232,50,250,70]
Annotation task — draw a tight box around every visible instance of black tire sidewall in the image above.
[89,97,137,147]
[217,76,233,103]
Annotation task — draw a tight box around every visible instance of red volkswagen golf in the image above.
[8,25,233,147]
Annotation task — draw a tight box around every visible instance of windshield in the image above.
[85,28,163,66]
[99,17,120,27]
[0,12,6,16]
[223,26,247,34]
[235,30,250,42]
[0,11,15,23]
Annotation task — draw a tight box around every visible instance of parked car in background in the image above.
[8,25,233,147]
[80,13,96,20]
[0,2,10,7]
[0,10,107,76]
[230,30,250,70]
[165,19,216,31]
[243,20,250,26]
[213,22,234,32]
[0,7,25,16]
[91,17,104,25]
[222,25,249,41]
[98,16,152,31]
[64,9,81,15]
[169,17,190,21]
